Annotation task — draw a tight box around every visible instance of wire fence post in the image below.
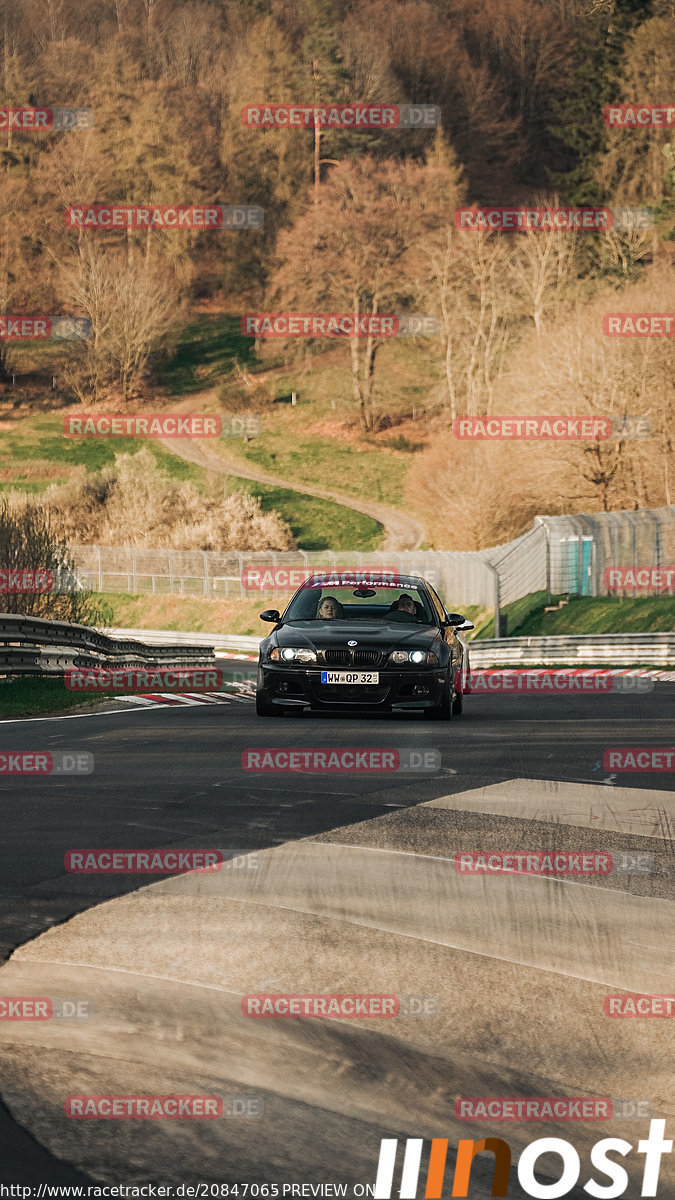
[488,563,501,639]
[536,517,551,604]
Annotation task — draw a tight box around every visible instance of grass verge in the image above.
[0,677,113,720]
[155,315,262,395]
[97,592,276,636]
[232,479,382,551]
[511,594,675,637]
[229,433,409,507]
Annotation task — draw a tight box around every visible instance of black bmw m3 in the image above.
[255,572,473,719]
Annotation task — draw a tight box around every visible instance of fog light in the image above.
[413,684,429,696]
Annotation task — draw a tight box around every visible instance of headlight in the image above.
[277,647,317,663]
[390,650,410,665]
[388,650,439,667]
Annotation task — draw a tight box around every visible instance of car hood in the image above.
[271,620,442,649]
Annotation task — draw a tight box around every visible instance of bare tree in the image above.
[0,495,106,624]
[273,156,439,433]
[419,223,514,420]
[523,300,673,512]
[510,219,578,333]
[59,243,180,401]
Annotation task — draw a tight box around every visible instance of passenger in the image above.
[317,596,342,619]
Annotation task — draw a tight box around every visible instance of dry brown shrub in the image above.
[43,449,296,551]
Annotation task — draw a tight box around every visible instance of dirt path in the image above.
[158,397,426,551]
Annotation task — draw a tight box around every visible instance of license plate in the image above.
[321,671,379,685]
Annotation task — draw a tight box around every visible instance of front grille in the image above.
[321,647,383,668]
[353,649,382,667]
[323,649,351,667]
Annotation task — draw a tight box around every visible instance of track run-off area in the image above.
[0,669,673,1197]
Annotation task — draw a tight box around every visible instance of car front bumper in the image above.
[257,663,451,710]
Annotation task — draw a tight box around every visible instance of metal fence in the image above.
[68,505,675,636]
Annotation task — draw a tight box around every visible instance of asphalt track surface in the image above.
[0,664,672,1196]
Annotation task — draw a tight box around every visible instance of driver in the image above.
[393,594,416,615]
[317,595,342,619]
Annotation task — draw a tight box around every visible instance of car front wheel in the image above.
[452,668,463,715]
[423,671,453,721]
[256,690,286,717]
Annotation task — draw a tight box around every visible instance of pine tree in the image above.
[548,0,654,204]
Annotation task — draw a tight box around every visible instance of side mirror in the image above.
[260,609,281,623]
[455,620,474,632]
[444,612,467,626]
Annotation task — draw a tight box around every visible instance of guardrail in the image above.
[102,628,261,653]
[0,614,217,676]
[105,627,675,667]
[468,633,675,668]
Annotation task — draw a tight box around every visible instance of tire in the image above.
[424,671,453,721]
[256,691,285,717]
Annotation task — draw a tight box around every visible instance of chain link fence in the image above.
[69,505,675,637]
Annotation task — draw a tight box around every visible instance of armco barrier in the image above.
[102,628,261,653]
[0,614,217,677]
[105,628,674,668]
[468,633,675,668]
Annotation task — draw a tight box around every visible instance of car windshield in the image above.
[284,582,435,624]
